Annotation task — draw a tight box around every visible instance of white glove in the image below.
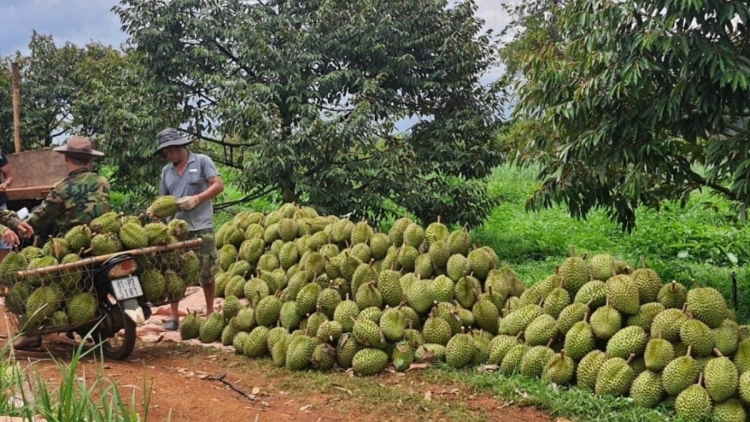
[177,195,200,211]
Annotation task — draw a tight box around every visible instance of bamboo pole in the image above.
[14,238,203,279]
[11,62,22,154]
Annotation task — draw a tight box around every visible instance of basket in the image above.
[1,239,202,336]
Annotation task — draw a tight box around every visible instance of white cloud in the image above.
[1,0,505,55]
[0,0,126,55]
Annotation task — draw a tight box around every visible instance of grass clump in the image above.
[0,327,157,422]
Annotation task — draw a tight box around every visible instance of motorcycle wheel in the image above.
[94,303,137,360]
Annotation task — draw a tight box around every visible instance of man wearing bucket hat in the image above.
[7,135,111,349]
[149,128,224,331]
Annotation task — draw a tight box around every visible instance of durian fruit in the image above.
[657,280,688,309]
[25,286,63,328]
[66,291,97,325]
[630,258,662,303]
[558,247,590,295]
[165,270,187,301]
[595,354,636,397]
[541,350,576,385]
[445,329,475,369]
[90,233,123,256]
[198,312,225,343]
[141,269,167,303]
[674,372,712,421]
[149,195,180,219]
[168,219,190,241]
[703,348,739,403]
[144,222,171,246]
[392,341,415,372]
[629,370,664,408]
[644,331,674,372]
[41,237,70,261]
[686,282,729,329]
[352,348,389,376]
[180,309,201,340]
[119,223,149,249]
[0,251,28,279]
[89,212,121,234]
[63,225,92,251]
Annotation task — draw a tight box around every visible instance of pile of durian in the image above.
[177,202,749,422]
[1,195,198,333]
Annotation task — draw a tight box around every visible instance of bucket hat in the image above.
[53,136,104,158]
[155,128,193,153]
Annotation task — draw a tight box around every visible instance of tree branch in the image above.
[725,122,748,135]
[211,40,264,84]
[181,129,258,148]
[215,186,276,210]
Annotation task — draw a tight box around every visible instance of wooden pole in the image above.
[13,238,203,279]
[11,62,22,154]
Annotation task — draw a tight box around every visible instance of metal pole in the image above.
[731,271,738,311]
[11,61,22,153]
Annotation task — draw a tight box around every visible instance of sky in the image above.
[0,0,510,133]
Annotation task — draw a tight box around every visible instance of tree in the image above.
[111,0,506,227]
[513,0,750,231]
[498,0,566,82]
[70,48,188,206]
[0,32,113,152]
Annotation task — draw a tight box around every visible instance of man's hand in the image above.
[0,183,9,192]
[16,222,33,238]
[177,195,200,211]
[1,227,19,247]
[146,206,156,220]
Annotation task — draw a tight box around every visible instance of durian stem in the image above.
[625,353,635,365]
[698,372,704,386]
[713,348,723,357]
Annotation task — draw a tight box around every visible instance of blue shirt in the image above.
[159,152,219,232]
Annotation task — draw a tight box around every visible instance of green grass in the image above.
[0,328,157,422]
[473,164,750,321]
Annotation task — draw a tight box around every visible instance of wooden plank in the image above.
[5,186,52,201]
[11,62,21,154]
[5,149,67,195]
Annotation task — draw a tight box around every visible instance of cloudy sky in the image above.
[0,0,508,68]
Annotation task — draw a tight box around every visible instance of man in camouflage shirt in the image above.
[9,136,110,350]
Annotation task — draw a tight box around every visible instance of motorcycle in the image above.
[16,207,152,360]
[70,252,152,360]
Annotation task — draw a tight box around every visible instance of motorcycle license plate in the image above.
[111,275,144,300]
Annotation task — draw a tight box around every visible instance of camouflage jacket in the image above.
[2,168,111,236]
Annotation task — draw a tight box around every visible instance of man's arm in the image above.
[198,155,224,202]
[0,209,33,239]
[26,186,65,232]
[197,175,224,203]
[0,164,13,191]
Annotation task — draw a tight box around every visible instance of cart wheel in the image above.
[94,304,136,360]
